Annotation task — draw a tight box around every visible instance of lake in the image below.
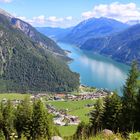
[59,42,130,95]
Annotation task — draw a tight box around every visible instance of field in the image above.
[47,99,96,137]
[58,125,77,137]
[0,93,30,101]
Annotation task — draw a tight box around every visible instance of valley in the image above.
[37,17,140,67]
[0,1,140,139]
[0,86,109,137]
[59,42,130,95]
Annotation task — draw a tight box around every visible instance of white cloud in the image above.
[82,11,92,19]
[17,15,78,27]
[0,0,12,3]
[17,16,27,21]
[65,16,73,20]
[47,16,64,22]
[32,15,46,24]
[82,2,140,22]
[17,15,46,25]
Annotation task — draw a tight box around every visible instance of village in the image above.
[1,87,112,127]
[32,88,112,126]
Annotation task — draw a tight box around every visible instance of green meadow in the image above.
[47,99,96,137]
[0,93,30,101]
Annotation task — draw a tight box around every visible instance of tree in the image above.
[0,130,4,140]
[74,122,85,140]
[90,98,104,135]
[102,93,122,132]
[2,101,15,140]
[15,97,32,139]
[122,61,139,132]
[135,88,140,131]
[0,107,3,131]
[31,100,53,140]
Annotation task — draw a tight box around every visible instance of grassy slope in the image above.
[47,99,96,137]
[58,126,77,137]
[47,100,95,110]
[0,93,30,101]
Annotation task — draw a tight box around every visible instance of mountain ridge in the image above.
[60,17,129,46]
[37,17,140,66]
[0,9,80,93]
[81,24,140,66]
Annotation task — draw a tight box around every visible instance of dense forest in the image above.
[0,13,80,93]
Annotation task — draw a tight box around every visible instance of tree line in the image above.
[74,61,140,139]
[0,98,59,140]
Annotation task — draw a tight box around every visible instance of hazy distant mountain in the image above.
[36,27,72,41]
[81,24,140,66]
[0,9,79,92]
[126,20,140,25]
[61,17,129,46]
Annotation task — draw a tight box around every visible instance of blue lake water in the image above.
[59,42,130,95]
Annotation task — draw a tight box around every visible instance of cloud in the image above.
[82,2,140,22]
[65,16,73,20]
[32,15,46,24]
[0,0,12,3]
[17,15,46,25]
[47,16,64,22]
[17,15,78,27]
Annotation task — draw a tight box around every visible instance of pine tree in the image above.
[102,93,122,132]
[135,88,140,131]
[0,130,5,140]
[74,121,86,140]
[15,97,33,139]
[0,107,3,131]
[2,101,15,140]
[122,61,139,132]
[31,100,52,140]
[90,98,104,135]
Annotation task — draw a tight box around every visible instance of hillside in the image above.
[0,10,79,93]
[81,24,140,66]
[60,17,129,46]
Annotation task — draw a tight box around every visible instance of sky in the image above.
[0,0,140,27]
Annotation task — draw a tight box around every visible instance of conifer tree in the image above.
[90,98,104,135]
[102,93,122,132]
[31,100,52,140]
[15,97,32,139]
[74,121,86,140]
[135,88,140,131]
[0,130,4,140]
[2,101,15,140]
[122,61,139,132]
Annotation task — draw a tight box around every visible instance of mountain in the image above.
[81,24,140,66]
[36,27,72,41]
[11,19,66,56]
[0,9,79,93]
[126,20,140,25]
[61,17,129,46]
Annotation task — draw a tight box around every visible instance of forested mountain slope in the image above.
[0,9,79,93]
[81,24,140,66]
